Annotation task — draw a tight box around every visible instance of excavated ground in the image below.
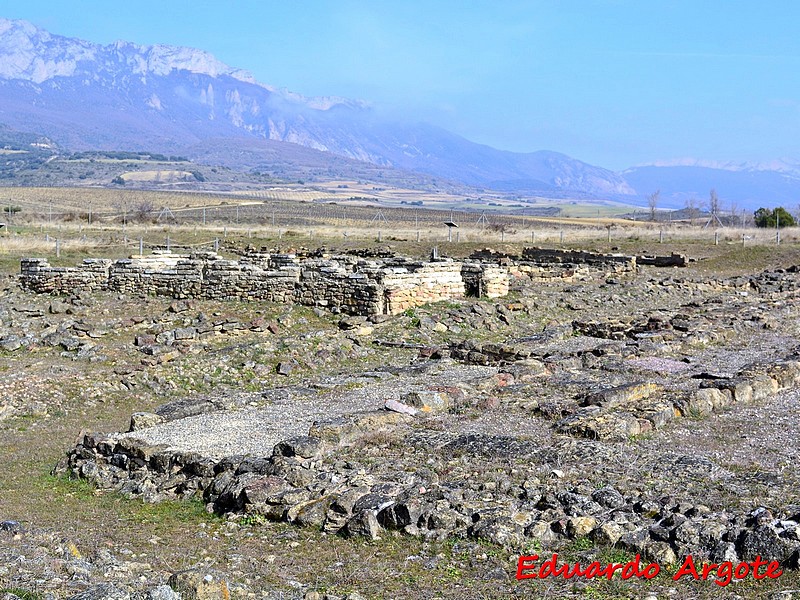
[2,244,800,600]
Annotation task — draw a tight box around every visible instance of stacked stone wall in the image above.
[381,262,465,314]
[20,258,111,294]
[461,263,510,298]
[521,247,636,268]
[21,252,507,316]
[469,247,638,283]
[109,253,204,298]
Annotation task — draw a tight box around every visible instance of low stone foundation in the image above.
[20,251,510,316]
[58,355,800,568]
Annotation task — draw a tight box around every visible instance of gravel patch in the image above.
[114,362,499,459]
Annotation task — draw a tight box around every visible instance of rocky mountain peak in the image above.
[0,18,96,83]
[0,18,256,84]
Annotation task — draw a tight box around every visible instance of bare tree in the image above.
[686,197,699,226]
[729,200,738,228]
[135,199,156,223]
[648,190,660,222]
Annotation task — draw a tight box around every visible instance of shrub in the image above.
[754,206,796,228]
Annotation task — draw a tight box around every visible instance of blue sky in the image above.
[4,1,800,170]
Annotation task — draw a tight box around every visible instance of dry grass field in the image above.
[1,187,795,251]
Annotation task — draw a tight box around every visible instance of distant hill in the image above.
[622,165,800,211]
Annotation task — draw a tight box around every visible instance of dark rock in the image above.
[737,525,800,564]
[155,398,226,421]
[273,436,323,459]
[0,520,21,533]
[591,486,625,509]
[378,497,428,530]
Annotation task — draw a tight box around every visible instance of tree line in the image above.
[646,188,798,227]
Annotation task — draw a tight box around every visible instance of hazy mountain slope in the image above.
[183,137,466,191]
[0,18,633,196]
[340,121,634,195]
[623,166,800,210]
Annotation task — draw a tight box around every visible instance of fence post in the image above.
[139,237,143,255]
[714,231,719,245]
[56,239,60,258]
[560,230,564,243]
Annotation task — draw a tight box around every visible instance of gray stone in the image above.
[276,361,294,376]
[168,569,230,599]
[0,336,21,351]
[66,585,132,600]
[147,586,182,600]
[404,390,449,414]
[469,516,526,549]
[343,510,381,540]
[737,525,800,564]
[591,486,625,509]
[129,412,166,431]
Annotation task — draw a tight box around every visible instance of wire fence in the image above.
[2,193,800,259]
[3,222,798,263]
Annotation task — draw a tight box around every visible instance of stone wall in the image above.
[469,247,638,283]
[521,247,637,269]
[20,258,112,293]
[461,263,510,298]
[20,251,510,316]
[472,247,687,279]
[382,262,465,314]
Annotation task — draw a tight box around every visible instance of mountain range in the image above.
[1,17,799,210]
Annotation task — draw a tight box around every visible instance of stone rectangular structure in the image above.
[20,250,510,316]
